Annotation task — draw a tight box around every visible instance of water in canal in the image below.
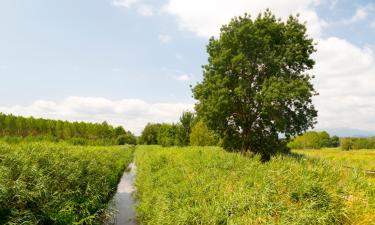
[107,162,137,225]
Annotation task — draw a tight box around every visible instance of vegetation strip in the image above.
[0,142,134,224]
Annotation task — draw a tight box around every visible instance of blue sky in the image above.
[0,0,206,104]
[1,0,375,135]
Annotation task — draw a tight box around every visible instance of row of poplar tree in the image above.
[0,113,136,145]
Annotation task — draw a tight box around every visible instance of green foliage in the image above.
[289,133,375,151]
[192,10,317,160]
[189,120,216,146]
[0,142,134,224]
[69,137,89,145]
[116,135,127,145]
[340,137,375,150]
[135,146,375,224]
[288,131,333,149]
[116,132,137,145]
[329,135,340,147]
[139,123,161,145]
[157,123,180,147]
[354,137,375,149]
[0,113,136,145]
[178,111,196,146]
[140,117,197,147]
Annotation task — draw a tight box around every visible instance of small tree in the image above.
[178,111,196,146]
[190,120,216,146]
[329,135,340,147]
[140,123,161,145]
[193,10,317,161]
[341,138,353,150]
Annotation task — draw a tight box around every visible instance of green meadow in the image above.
[134,146,375,225]
[1,144,375,224]
[293,149,375,171]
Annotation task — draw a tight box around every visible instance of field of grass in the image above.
[0,142,134,224]
[293,149,375,171]
[135,146,375,225]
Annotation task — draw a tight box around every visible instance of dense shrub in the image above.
[139,123,189,147]
[69,137,89,145]
[0,142,134,224]
[189,120,217,146]
[139,112,196,147]
[116,132,137,145]
[157,124,180,147]
[139,123,161,145]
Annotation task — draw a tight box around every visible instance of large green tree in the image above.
[193,11,317,161]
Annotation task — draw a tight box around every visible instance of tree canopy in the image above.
[193,10,317,161]
[0,113,135,145]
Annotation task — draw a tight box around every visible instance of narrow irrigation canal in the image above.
[108,162,137,225]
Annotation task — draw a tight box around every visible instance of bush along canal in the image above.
[107,162,137,225]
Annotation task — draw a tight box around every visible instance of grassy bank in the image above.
[135,146,375,225]
[293,149,375,171]
[0,142,134,224]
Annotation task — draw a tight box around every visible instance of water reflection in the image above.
[108,162,137,225]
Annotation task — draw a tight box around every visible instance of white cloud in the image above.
[113,0,153,16]
[312,37,375,132]
[0,97,194,135]
[158,34,172,43]
[174,74,192,81]
[112,0,139,8]
[333,5,373,25]
[137,4,154,16]
[163,0,325,38]
[162,68,193,81]
[350,7,369,22]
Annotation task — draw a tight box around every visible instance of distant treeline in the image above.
[288,131,339,149]
[0,113,136,145]
[141,115,375,150]
[288,131,375,150]
[3,112,374,150]
[340,137,375,150]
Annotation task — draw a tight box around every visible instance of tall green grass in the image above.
[293,149,375,171]
[0,142,134,224]
[135,146,375,225]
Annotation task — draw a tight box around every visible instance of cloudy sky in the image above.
[1,0,375,135]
